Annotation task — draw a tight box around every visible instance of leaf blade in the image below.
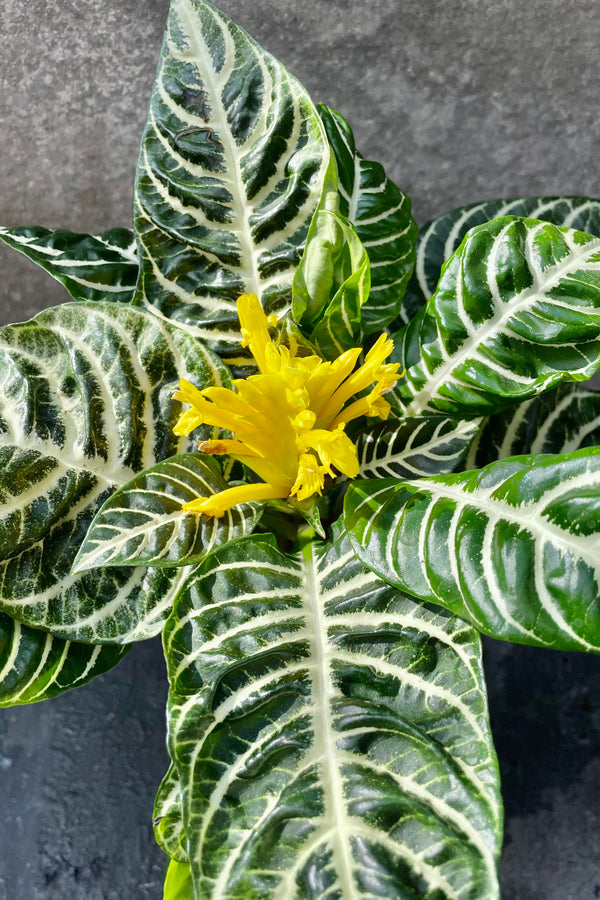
[0,226,138,304]
[396,195,600,326]
[346,448,600,652]
[0,301,229,643]
[358,415,480,480]
[164,527,501,898]
[319,105,417,333]
[0,611,128,706]
[73,453,258,571]
[133,0,332,354]
[393,217,600,417]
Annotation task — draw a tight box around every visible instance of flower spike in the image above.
[173,295,401,516]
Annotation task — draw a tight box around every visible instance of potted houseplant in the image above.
[2,1,600,897]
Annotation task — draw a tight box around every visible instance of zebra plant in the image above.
[2,1,600,898]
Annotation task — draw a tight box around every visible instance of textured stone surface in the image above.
[1,0,600,897]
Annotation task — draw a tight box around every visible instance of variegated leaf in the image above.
[464,382,600,469]
[0,301,229,643]
[73,453,257,571]
[358,415,480,480]
[133,0,332,355]
[345,447,600,652]
[392,217,600,417]
[396,195,600,327]
[319,105,417,334]
[164,527,502,899]
[0,611,129,706]
[0,226,138,304]
[154,762,188,862]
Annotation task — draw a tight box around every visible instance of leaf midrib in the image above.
[405,225,600,415]
[300,540,358,900]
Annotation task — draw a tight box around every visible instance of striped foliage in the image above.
[0,226,138,304]
[164,527,502,899]
[73,453,257,571]
[0,611,128,706]
[155,763,188,862]
[396,195,600,327]
[0,301,228,643]
[464,382,600,469]
[358,415,480,480]
[392,217,600,417]
[319,105,417,333]
[345,447,600,652]
[133,0,331,355]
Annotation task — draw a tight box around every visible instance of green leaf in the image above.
[164,859,195,900]
[293,210,370,358]
[396,195,600,327]
[0,226,138,304]
[345,447,600,653]
[464,383,600,469]
[164,526,501,899]
[0,611,129,706]
[0,301,229,643]
[155,763,188,862]
[392,216,600,417]
[319,105,417,333]
[73,453,258,572]
[358,415,480,480]
[133,0,332,355]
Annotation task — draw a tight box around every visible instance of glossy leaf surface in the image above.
[358,415,480,480]
[0,226,138,305]
[73,454,257,572]
[346,448,600,652]
[397,195,600,326]
[133,0,331,354]
[464,383,600,469]
[164,528,501,899]
[319,105,417,333]
[0,611,129,706]
[0,302,228,643]
[393,217,600,417]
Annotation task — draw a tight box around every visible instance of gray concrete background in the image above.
[1,0,600,897]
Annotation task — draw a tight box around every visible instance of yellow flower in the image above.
[173,294,401,516]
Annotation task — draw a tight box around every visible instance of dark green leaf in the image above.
[164,526,501,898]
[358,415,480,480]
[346,448,600,652]
[133,0,333,355]
[396,195,600,326]
[464,383,600,469]
[319,105,417,333]
[392,217,600,417]
[0,611,128,706]
[0,302,229,643]
[0,226,138,304]
[73,454,258,571]
[155,763,188,863]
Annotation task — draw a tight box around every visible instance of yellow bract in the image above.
[173,294,401,516]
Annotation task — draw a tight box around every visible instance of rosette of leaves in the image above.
[2,1,600,899]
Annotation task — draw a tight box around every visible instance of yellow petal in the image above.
[290,453,328,502]
[182,482,289,517]
[237,294,277,374]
